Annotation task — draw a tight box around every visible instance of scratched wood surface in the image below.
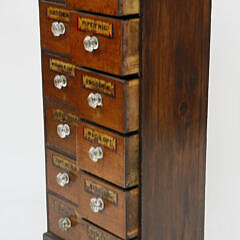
[70,12,139,76]
[77,121,139,188]
[141,0,211,239]
[46,149,80,204]
[78,172,139,239]
[68,0,140,16]
[39,1,71,55]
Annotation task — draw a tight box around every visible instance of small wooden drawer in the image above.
[77,121,139,188]
[40,1,70,55]
[48,193,81,240]
[70,12,139,76]
[78,172,139,239]
[45,101,79,156]
[42,52,76,107]
[42,51,139,133]
[76,68,139,133]
[46,149,80,204]
[68,0,140,16]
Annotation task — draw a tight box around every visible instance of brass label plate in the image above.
[83,75,115,97]
[53,109,79,123]
[86,224,117,240]
[49,59,75,77]
[84,179,118,206]
[52,155,79,175]
[47,7,70,22]
[83,127,117,151]
[78,17,113,38]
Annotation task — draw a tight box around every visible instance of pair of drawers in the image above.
[47,150,138,239]
[40,1,139,76]
[45,101,139,188]
[42,53,139,134]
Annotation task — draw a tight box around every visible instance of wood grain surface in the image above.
[141,0,211,240]
[45,100,78,156]
[40,1,71,55]
[68,0,139,16]
[46,148,80,204]
[77,121,139,188]
[70,12,139,76]
[78,172,139,239]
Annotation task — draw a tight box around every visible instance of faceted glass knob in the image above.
[57,124,71,139]
[89,147,103,163]
[88,93,103,109]
[54,75,67,89]
[56,172,70,187]
[51,21,66,37]
[90,198,104,213]
[83,36,99,53]
[58,217,71,231]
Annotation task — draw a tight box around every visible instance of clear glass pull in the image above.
[58,217,71,231]
[83,36,99,53]
[88,93,103,109]
[89,147,103,163]
[54,75,67,89]
[51,21,65,37]
[56,172,70,187]
[90,198,104,213]
[57,124,71,139]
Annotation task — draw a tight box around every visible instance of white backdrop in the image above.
[0,0,239,239]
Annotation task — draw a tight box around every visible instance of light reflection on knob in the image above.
[56,172,70,187]
[83,36,99,53]
[57,124,71,139]
[88,93,103,109]
[54,75,67,90]
[58,217,72,231]
[51,21,66,37]
[89,147,103,163]
[90,198,104,213]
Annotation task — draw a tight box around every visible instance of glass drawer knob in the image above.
[54,75,67,89]
[51,21,65,37]
[56,172,70,187]
[88,93,103,109]
[83,36,99,53]
[58,217,71,231]
[57,124,71,139]
[90,198,104,213]
[89,147,103,163]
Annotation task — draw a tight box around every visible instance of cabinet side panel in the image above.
[140,0,211,240]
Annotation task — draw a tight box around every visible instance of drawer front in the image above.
[70,12,139,76]
[40,2,70,55]
[42,52,76,108]
[76,68,139,133]
[48,194,82,240]
[45,101,79,156]
[77,122,139,188]
[46,149,79,204]
[68,0,140,16]
[78,172,139,239]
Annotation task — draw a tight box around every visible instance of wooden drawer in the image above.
[77,121,139,188]
[48,194,126,240]
[78,172,139,239]
[46,149,79,204]
[45,101,79,156]
[40,1,70,55]
[70,12,139,76]
[43,52,139,133]
[48,193,81,240]
[42,52,76,107]
[68,0,140,16]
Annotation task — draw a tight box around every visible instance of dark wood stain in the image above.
[140,0,211,240]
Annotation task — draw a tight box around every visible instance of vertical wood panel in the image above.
[141,0,211,239]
